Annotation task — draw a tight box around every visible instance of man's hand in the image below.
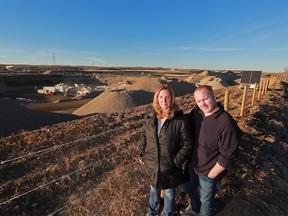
[208,162,226,179]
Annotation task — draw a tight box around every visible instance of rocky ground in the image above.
[0,77,287,215]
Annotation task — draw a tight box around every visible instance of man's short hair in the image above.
[194,85,214,96]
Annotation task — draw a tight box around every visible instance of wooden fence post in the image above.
[258,81,262,100]
[240,85,247,116]
[265,79,269,93]
[261,80,266,95]
[251,83,257,106]
[224,89,229,112]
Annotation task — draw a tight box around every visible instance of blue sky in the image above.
[0,0,287,72]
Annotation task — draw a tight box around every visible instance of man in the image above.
[180,85,242,216]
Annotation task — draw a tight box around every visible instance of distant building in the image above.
[37,83,66,95]
[5,65,14,70]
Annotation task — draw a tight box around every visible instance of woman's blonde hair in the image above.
[152,85,179,119]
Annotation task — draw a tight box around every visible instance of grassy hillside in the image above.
[0,81,287,215]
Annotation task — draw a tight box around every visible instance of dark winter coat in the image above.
[140,110,193,189]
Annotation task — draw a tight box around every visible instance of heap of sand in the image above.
[126,76,164,92]
[127,76,195,96]
[167,80,195,97]
[160,75,170,81]
[73,90,153,115]
[198,70,210,76]
[185,70,241,89]
[199,76,229,89]
[185,71,209,84]
[216,70,241,84]
[73,76,198,115]
[42,70,52,74]
[185,74,195,83]
[73,76,164,115]
[73,71,240,115]
[0,99,79,137]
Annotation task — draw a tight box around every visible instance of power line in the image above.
[52,53,55,65]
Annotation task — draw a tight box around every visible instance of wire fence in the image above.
[0,126,127,165]
[0,129,143,213]
[0,109,146,215]
[224,75,279,116]
[1,74,286,215]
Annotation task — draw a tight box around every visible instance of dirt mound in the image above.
[216,70,241,82]
[199,76,229,89]
[0,99,79,137]
[73,76,197,115]
[185,74,206,84]
[166,80,196,97]
[186,70,240,88]
[126,76,165,92]
[160,75,170,81]
[185,74,195,83]
[197,70,208,76]
[42,70,52,74]
[185,70,241,87]
[126,76,195,96]
[73,90,153,115]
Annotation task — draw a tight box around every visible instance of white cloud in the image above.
[176,46,241,51]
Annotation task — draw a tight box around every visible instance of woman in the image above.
[140,85,193,216]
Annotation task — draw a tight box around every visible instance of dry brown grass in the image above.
[1,80,288,215]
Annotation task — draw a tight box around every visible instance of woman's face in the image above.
[158,89,172,112]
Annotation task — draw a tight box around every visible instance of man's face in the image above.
[194,88,217,116]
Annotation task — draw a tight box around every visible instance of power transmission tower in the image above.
[52,53,55,65]
[52,53,56,71]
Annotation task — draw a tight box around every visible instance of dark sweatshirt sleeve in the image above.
[217,123,241,168]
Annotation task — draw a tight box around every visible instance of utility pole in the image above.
[52,53,55,65]
[52,53,56,71]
